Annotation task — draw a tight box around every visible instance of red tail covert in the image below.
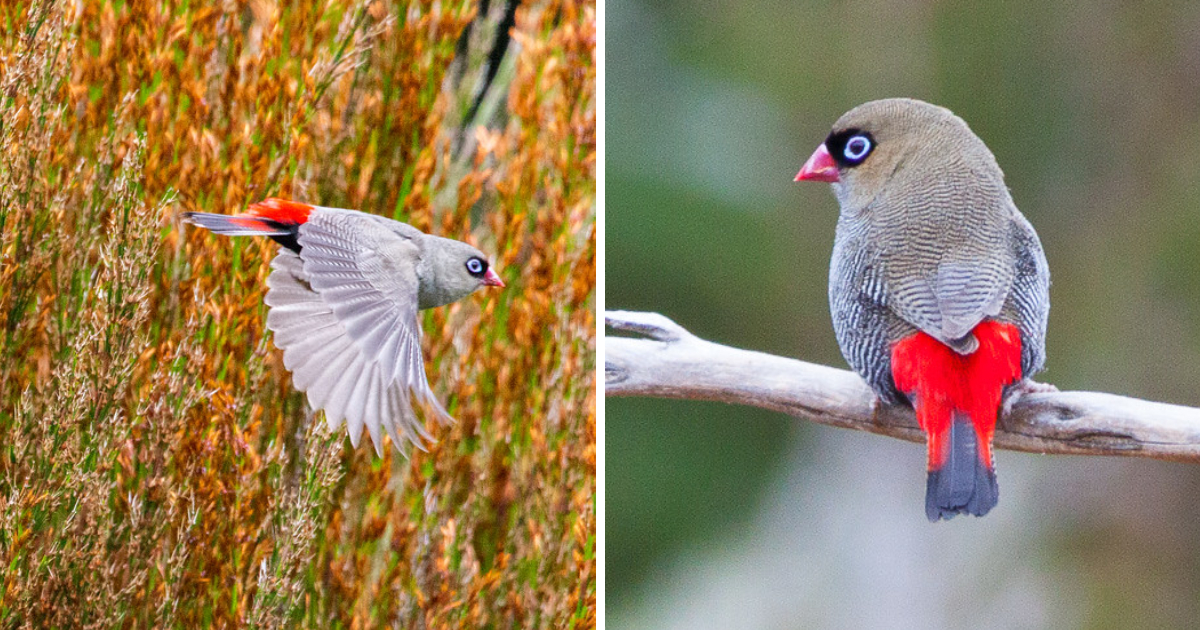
[891,321,1022,519]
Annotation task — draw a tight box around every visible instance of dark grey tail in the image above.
[925,415,998,522]
[181,212,301,253]
[181,212,288,235]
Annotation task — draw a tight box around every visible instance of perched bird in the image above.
[795,98,1050,521]
[183,198,505,454]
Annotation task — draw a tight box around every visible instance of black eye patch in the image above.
[825,128,876,168]
[465,257,488,277]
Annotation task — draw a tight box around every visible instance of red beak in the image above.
[483,268,505,288]
[795,143,840,182]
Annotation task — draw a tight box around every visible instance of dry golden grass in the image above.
[0,0,594,627]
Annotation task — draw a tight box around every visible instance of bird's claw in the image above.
[1001,378,1058,418]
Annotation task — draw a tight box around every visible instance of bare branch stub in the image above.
[604,310,1200,464]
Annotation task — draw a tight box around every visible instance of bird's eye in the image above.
[465,257,487,276]
[842,135,872,163]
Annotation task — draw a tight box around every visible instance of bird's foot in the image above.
[1001,378,1059,419]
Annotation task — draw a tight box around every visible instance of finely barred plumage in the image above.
[1004,213,1051,377]
[823,99,1050,403]
[800,98,1051,520]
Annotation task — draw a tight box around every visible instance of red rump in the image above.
[224,198,314,232]
[891,321,1022,471]
[245,198,313,224]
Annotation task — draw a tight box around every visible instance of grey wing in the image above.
[829,242,906,404]
[263,210,450,455]
[887,252,1012,354]
[1002,213,1050,377]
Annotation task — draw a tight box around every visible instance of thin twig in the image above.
[605,310,1200,463]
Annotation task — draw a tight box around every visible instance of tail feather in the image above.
[182,211,293,236]
[183,198,313,253]
[925,414,998,520]
[892,321,1021,522]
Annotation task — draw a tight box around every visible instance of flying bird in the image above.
[183,198,505,455]
[795,98,1050,521]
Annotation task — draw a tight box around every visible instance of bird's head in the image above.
[417,236,505,310]
[796,98,1003,214]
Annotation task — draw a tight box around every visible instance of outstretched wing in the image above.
[263,209,451,454]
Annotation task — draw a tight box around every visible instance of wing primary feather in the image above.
[342,362,374,443]
[346,407,364,448]
[292,335,353,394]
[372,316,407,383]
[322,352,367,431]
[303,340,358,407]
[366,389,386,457]
[364,365,384,452]
[380,394,408,456]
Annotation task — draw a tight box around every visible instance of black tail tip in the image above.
[925,463,999,522]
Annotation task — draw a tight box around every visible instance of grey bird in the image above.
[796,98,1050,521]
[183,198,505,455]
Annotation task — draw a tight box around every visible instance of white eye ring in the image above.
[843,135,872,162]
[466,258,485,274]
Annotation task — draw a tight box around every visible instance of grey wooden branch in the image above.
[605,310,1200,463]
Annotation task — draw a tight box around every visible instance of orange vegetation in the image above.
[0,0,594,627]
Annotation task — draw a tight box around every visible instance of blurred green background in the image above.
[606,0,1200,627]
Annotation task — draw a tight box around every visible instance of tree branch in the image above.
[605,310,1200,463]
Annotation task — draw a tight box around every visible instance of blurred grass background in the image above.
[0,0,594,627]
[607,0,1200,628]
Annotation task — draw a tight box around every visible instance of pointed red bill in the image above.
[795,143,840,182]
[483,268,505,287]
